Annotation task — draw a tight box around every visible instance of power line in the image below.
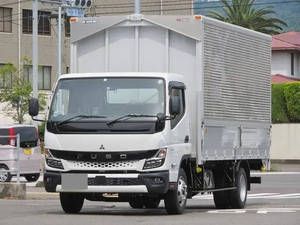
[1,7,58,20]
[0,0,31,7]
[93,0,193,8]
[91,0,300,8]
[2,0,299,22]
[88,0,300,15]
[1,8,59,23]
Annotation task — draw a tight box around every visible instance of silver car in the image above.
[0,124,42,182]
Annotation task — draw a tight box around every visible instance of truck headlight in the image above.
[45,148,64,169]
[46,158,64,169]
[143,148,167,170]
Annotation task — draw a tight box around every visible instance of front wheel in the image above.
[164,169,188,214]
[229,168,248,209]
[60,193,84,214]
[0,164,12,182]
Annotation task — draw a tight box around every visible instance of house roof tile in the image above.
[272,31,300,51]
[272,74,300,84]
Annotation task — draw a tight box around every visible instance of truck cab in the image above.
[37,72,190,213]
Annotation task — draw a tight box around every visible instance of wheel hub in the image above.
[0,168,8,182]
[239,173,247,202]
[177,176,187,207]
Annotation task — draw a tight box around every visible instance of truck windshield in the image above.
[48,77,165,132]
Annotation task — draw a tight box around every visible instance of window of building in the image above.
[0,7,12,33]
[24,65,51,90]
[66,67,70,73]
[65,15,70,37]
[0,63,12,88]
[291,53,294,76]
[22,9,51,35]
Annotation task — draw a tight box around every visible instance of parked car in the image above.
[0,124,42,182]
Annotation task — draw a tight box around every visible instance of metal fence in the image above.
[0,134,21,183]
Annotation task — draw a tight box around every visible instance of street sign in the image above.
[66,8,84,17]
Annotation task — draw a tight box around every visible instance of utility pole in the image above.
[32,0,38,99]
[58,6,62,76]
[134,0,141,14]
[18,0,21,75]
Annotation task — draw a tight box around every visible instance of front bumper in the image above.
[44,171,169,194]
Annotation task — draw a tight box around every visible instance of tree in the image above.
[0,63,46,124]
[206,0,287,35]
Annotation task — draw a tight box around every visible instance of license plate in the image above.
[62,174,88,190]
[24,148,32,155]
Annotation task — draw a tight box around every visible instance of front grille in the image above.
[50,149,158,162]
[88,177,143,186]
[68,160,139,169]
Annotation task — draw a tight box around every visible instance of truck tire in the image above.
[164,169,188,214]
[0,164,12,182]
[60,193,84,213]
[24,173,40,182]
[229,168,248,209]
[213,172,231,209]
[129,198,144,209]
[144,198,160,209]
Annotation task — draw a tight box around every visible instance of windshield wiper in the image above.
[106,114,159,126]
[55,115,107,127]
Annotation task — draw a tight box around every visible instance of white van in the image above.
[0,124,42,182]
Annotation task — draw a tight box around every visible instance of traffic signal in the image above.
[69,0,92,8]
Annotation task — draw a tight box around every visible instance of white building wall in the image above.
[272,51,300,77]
[297,54,300,76]
[271,124,300,160]
[271,52,291,76]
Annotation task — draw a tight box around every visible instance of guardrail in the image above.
[0,134,21,183]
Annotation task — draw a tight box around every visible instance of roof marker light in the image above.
[70,17,78,23]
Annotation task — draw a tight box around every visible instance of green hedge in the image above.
[272,83,289,123]
[272,82,300,123]
[283,82,300,122]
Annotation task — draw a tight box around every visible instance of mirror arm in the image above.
[31,116,47,122]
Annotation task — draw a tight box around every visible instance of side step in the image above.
[250,177,261,184]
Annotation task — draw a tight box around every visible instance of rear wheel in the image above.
[60,193,84,214]
[229,168,248,209]
[24,173,40,182]
[0,164,12,182]
[164,169,188,214]
[213,173,231,209]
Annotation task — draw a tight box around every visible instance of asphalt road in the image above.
[2,172,300,225]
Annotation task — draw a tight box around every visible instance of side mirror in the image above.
[29,98,39,117]
[169,95,180,115]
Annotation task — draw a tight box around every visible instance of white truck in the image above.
[29,14,271,214]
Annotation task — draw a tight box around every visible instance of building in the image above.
[0,0,194,123]
[272,31,300,78]
[271,74,300,84]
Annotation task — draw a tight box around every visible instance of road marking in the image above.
[207,208,300,214]
[257,210,268,214]
[248,193,279,197]
[251,172,300,175]
[268,193,300,199]
[194,193,300,200]
[207,210,246,214]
